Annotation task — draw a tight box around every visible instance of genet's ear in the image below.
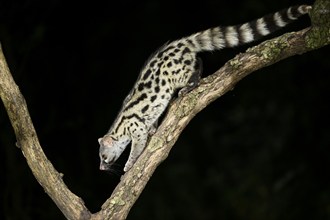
[99,136,113,147]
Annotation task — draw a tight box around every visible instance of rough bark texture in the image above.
[0,44,92,220]
[0,0,329,219]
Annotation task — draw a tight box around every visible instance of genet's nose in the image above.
[99,163,107,170]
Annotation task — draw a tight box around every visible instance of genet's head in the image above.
[98,136,120,171]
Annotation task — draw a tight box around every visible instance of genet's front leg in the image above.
[124,129,148,172]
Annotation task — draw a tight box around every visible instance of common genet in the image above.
[98,5,311,172]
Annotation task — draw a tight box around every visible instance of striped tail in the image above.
[183,5,312,52]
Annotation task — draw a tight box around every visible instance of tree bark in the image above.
[0,0,329,219]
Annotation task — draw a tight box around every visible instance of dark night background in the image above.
[1,0,329,219]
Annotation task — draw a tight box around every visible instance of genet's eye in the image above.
[102,154,107,160]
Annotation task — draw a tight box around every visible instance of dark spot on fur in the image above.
[187,39,195,47]
[182,47,191,55]
[150,95,157,102]
[138,83,144,91]
[184,59,192,65]
[124,93,147,110]
[141,105,149,113]
[177,42,184,48]
[145,81,152,88]
[138,81,152,91]
[149,60,157,67]
[143,69,152,80]
[172,69,181,75]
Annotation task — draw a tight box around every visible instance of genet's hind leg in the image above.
[178,57,203,96]
[149,119,158,135]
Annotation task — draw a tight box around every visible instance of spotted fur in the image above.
[98,5,311,172]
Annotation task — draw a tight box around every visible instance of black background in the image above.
[1,0,329,219]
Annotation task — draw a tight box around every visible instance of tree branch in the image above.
[97,1,330,217]
[0,44,91,219]
[0,0,329,219]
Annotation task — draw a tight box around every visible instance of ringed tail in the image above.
[181,5,312,52]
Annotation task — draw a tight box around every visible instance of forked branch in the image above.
[0,0,329,219]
